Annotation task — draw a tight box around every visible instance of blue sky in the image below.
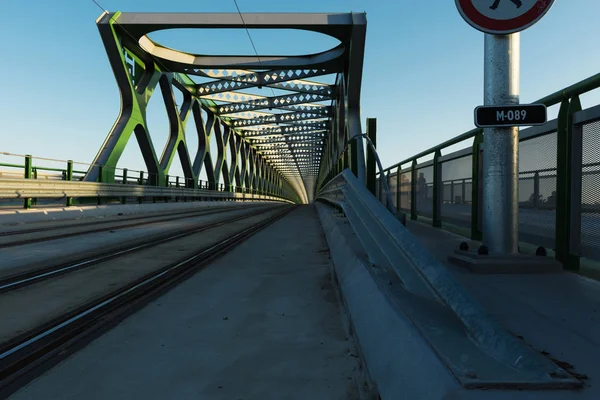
[1,0,599,179]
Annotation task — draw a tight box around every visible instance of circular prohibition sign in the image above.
[455,0,555,34]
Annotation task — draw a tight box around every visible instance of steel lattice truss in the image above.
[88,12,366,203]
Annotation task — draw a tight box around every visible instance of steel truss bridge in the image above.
[86,11,367,204]
[3,9,600,400]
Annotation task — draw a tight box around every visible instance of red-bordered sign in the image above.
[455,0,555,34]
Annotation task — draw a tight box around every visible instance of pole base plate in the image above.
[449,250,563,274]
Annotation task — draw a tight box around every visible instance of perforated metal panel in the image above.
[440,155,472,228]
[581,120,600,259]
[518,131,557,249]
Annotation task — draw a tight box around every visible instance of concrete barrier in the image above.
[317,203,460,399]
[316,202,586,400]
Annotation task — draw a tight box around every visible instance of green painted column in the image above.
[410,160,417,220]
[66,160,73,207]
[432,150,442,228]
[396,168,401,212]
[471,132,483,241]
[556,96,582,271]
[366,118,377,195]
[23,155,32,209]
[165,174,170,203]
[121,168,128,204]
[138,171,144,204]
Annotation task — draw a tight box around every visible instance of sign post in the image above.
[455,0,555,255]
[482,33,520,254]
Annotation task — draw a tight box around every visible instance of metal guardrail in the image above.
[0,178,291,204]
[316,169,579,388]
[0,152,290,208]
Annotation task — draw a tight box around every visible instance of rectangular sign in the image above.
[474,104,547,128]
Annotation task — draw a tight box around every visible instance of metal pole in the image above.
[362,134,397,216]
[66,160,73,207]
[366,118,377,195]
[24,155,32,209]
[482,33,520,254]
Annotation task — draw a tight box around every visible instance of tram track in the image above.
[0,204,278,293]
[0,205,295,396]
[0,203,264,249]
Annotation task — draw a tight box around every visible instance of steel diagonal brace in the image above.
[217,93,332,114]
[193,69,334,96]
[230,110,332,128]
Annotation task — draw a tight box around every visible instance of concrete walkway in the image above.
[10,205,361,400]
[406,220,600,395]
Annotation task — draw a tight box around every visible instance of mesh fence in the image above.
[388,172,399,209]
[581,120,600,260]
[399,171,411,212]
[415,165,434,218]
[377,176,390,207]
[518,131,557,249]
[369,103,600,266]
[440,155,472,229]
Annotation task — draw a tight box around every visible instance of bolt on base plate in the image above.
[448,250,563,274]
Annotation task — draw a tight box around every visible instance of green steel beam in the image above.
[86,11,306,203]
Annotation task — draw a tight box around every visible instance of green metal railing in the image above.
[315,73,600,271]
[0,152,289,209]
[373,72,600,271]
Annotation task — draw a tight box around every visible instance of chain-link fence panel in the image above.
[518,131,557,249]
[440,155,472,229]
[581,119,600,260]
[399,171,411,212]
[415,165,433,218]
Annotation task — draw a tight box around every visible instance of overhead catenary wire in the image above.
[232,1,304,183]
[232,0,277,98]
